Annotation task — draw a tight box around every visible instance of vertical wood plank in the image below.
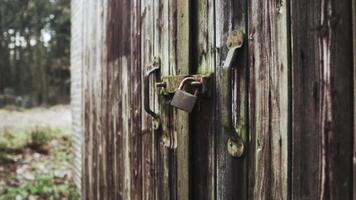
[353,0,356,198]
[291,0,354,199]
[155,0,171,199]
[215,0,249,199]
[247,0,289,199]
[141,0,156,199]
[153,0,191,199]
[176,0,190,199]
[82,0,106,198]
[190,0,215,199]
[107,1,133,199]
[81,0,150,199]
[130,0,143,199]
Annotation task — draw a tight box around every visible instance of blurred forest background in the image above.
[0,0,70,107]
[0,0,78,199]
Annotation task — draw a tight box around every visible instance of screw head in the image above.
[227,138,244,157]
[153,119,160,130]
[226,30,244,49]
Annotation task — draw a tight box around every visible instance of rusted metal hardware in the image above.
[156,74,211,95]
[221,30,245,157]
[170,77,200,112]
[144,57,161,129]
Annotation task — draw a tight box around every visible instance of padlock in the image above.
[170,77,200,112]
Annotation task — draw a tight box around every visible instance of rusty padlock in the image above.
[170,77,200,112]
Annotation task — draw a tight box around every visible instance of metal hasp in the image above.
[156,74,211,95]
[221,30,245,157]
[144,57,161,129]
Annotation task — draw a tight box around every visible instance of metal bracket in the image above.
[221,30,245,157]
[156,74,211,95]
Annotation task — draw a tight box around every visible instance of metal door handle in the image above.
[144,58,160,126]
[221,31,244,157]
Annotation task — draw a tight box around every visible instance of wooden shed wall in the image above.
[70,0,355,199]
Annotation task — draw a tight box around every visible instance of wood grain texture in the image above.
[75,0,355,199]
[81,0,152,199]
[353,0,356,198]
[152,0,191,199]
[190,0,215,199]
[215,0,249,199]
[82,0,107,199]
[176,1,190,199]
[141,0,156,199]
[154,0,171,199]
[247,0,289,199]
[291,0,354,199]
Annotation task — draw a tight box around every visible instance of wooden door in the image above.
[74,0,355,199]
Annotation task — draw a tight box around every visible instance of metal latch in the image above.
[156,74,211,96]
[220,30,245,157]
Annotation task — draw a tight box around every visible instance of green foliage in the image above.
[0,175,80,200]
[29,127,57,146]
[0,151,8,161]
[0,129,28,152]
[0,126,70,152]
[2,105,24,112]
[0,0,71,105]
[53,149,72,162]
[0,126,79,200]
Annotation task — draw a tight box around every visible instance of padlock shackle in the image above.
[178,77,202,95]
[178,77,196,89]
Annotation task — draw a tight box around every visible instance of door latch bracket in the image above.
[156,74,211,96]
[221,30,245,157]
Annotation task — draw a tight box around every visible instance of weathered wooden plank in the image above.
[189,0,215,199]
[129,0,143,199]
[82,0,105,198]
[155,0,171,199]
[291,0,354,199]
[107,1,132,199]
[141,0,156,199]
[175,0,190,199]
[247,0,289,199]
[96,2,108,199]
[81,0,150,199]
[353,0,356,198]
[215,0,249,199]
[151,0,191,199]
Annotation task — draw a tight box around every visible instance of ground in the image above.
[0,106,71,133]
[0,105,79,200]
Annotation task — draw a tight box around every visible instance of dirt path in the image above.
[0,105,71,134]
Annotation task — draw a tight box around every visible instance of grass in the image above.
[0,126,79,199]
[0,128,28,152]
[0,127,71,153]
[0,151,8,161]
[1,105,24,112]
[0,175,80,200]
